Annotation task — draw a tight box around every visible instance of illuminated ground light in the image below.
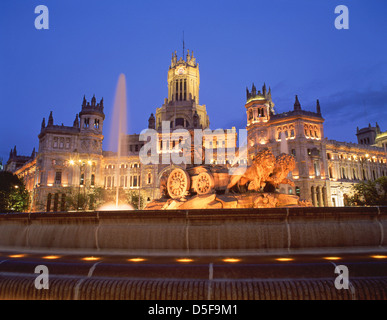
[176,258,194,263]
[323,256,342,261]
[222,258,241,263]
[42,255,61,260]
[127,258,146,262]
[81,256,101,261]
[8,254,26,258]
[371,255,387,259]
[275,257,294,262]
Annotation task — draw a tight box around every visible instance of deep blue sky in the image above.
[1,0,387,162]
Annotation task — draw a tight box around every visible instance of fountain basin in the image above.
[0,206,385,253]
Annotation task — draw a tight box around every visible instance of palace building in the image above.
[6,50,387,211]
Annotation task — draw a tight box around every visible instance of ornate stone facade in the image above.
[8,50,387,211]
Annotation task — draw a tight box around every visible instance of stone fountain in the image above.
[146,147,308,210]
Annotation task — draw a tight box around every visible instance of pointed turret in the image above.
[148,113,155,129]
[13,146,17,157]
[48,111,54,126]
[31,147,36,158]
[294,95,301,111]
[251,83,256,96]
[73,114,79,128]
[316,99,321,115]
[82,95,87,108]
[91,95,96,107]
[262,83,267,96]
[41,117,46,130]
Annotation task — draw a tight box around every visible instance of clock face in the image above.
[176,66,186,75]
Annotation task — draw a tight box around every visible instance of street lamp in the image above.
[69,158,90,211]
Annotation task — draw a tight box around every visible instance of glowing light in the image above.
[82,256,100,261]
[323,256,341,261]
[222,258,241,263]
[176,258,194,263]
[9,254,26,258]
[97,203,134,211]
[69,160,75,165]
[371,255,387,259]
[87,160,92,165]
[127,258,146,262]
[47,183,53,187]
[275,257,294,262]
[42,255,61,260]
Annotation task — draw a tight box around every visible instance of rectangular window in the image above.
[133,176,138,187]
[314,161,320,177]
[55,171,62,185]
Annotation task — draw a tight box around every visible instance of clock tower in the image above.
[153,50,209,130]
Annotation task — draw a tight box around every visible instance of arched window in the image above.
[175,118,185,127]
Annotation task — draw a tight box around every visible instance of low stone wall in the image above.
[0,206,385,252]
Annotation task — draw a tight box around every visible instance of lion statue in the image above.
[265,153,296,191]
[226,148,276,192]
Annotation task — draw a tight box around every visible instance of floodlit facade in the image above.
[6,50,387,211]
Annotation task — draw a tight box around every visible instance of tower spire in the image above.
[182,31,185,60]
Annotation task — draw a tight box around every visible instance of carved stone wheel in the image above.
[195,172,214,195]
[167,168,191,199]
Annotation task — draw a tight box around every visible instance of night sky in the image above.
[1,0,386,163]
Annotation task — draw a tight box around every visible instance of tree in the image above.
[348,176,387,206]
[0,171,29,212]
[126,190,145,210]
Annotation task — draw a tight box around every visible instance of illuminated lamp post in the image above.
[69,158,91,211]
